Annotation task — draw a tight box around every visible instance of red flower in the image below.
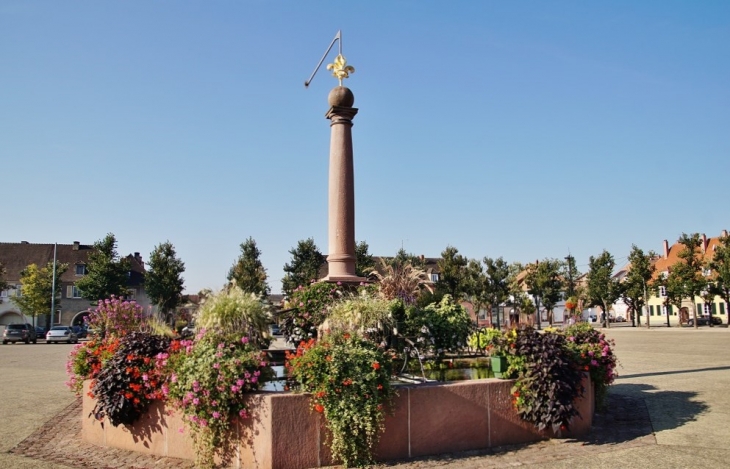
[377,384,383,390]
[372,362,380,370]
[314,404,324,413]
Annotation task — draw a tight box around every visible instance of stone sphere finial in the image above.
[328,86,354,108]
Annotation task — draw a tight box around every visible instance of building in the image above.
[0,241,150,329]
[644,231,728,326]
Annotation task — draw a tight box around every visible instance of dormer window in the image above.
[659,286,667,297]
[703,268,712,277]
[75,264,87,276]
[430,273,440,282]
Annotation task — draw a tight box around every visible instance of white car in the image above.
[46,326,79,344]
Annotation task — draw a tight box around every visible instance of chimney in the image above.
[134,252,144,267]
[701,234,708,253]
[663,240,669,259]
[21,241,29,244]
[419,254,425,262]
[73,241,80,251]
[723,229,729,238]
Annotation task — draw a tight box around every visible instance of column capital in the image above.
[326,106,358,122]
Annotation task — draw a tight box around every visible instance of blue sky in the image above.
[2,1,728,294]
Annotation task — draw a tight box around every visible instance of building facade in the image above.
[0,241,150,329]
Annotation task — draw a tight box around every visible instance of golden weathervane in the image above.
[304,30,355,88]
[326,54,355,86]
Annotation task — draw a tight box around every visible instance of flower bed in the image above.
[82,374,593,469]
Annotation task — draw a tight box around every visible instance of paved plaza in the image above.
[2,326,729,468]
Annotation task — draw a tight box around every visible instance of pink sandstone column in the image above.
[323,86,365,283]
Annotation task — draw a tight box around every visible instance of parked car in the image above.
[269,323,281,336]
[46,326,79,344]
[686,316,723,327]
[3,323,37,344]
[72,325,88,339]
[35,326,47,339]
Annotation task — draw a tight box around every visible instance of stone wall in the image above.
[82,376,593,469]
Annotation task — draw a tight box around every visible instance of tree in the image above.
[621,245,656,327]
[76,233,131,302]
[390,248,424,269]
[661,269,685,327]
[483,257,511,328]
[227,237,269,296]
[281,238,326,296]
[355,241,375,278]
[585,251,621,328]
[146,241,186,324]
[0,262,7,302]
[673,233,707,329]
[525,258,563,328]
[463,259,488,325]
[561,255,581,318]
[709,233,730,323]
[11,262,68,328]
[436,246,468,299]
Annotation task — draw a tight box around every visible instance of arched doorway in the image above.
[0,311,25,326]
[71,310,92,327]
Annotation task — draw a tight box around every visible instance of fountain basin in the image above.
[82,375,593,468]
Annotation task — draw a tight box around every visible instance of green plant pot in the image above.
[490,355,508,378]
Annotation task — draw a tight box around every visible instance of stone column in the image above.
[323,86,365,283]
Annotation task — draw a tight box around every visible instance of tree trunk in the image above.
[692,301,698,329]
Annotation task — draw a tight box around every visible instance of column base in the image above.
[321,275,368,285]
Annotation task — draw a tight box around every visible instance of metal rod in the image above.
[50,243,57,327]
[304,30,341,88]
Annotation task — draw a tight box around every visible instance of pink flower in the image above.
[212,411,221,419]
[213,363,220,369]
[241,337,249,344]
[193,398,200,405]
[239,409,248,418]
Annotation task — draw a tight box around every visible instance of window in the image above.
[702,268,712,277]
[67,286,82,299]
[75,264,87,276]
[126,289,137,300]
[430,273,440,283]
[721,302,726,315]
[477,308,487,320]
[659,286,667,297]
[661,305,667,316]
[15,285,22,297]
[0,289,7,298]
[650,305,655,316]
[667,305,673,316]
[660,271,668,279]
[704,303,711,315]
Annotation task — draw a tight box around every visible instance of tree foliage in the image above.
[436,245,468,299]
[76,233,131,302]
[0,262,7,300]
[709,234,730,317]
[525,258,564,326]
[11,261,68,327]
[585,251,621,328]
[145,241,186,323]
[281,238,325,296]
[355,241,375,278]
[673,233,706,328]
[621,245,655,327]
[227,237,269,296]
